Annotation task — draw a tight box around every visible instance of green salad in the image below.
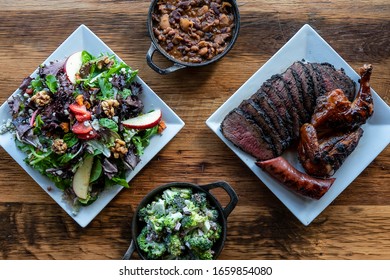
[5,50,165,211]
[137,187,222,260]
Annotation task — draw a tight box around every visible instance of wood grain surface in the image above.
[0,0,389,260]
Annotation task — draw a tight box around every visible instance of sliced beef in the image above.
[262,74,302,138]
[259,78,295,138]
[318,62,356,101]
[289,61,316,114]
[221,108,276,160]
[310,62,339,94]
[251,90,292,148]
[282,68,311,124]
[239,99,285,155]
[303,62,327,99]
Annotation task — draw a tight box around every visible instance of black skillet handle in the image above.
[146,43,186,75]
[200,181,238,219]
[122,239,136,260]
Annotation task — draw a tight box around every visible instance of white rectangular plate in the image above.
[0,25,185,227]
[206,24,390,226]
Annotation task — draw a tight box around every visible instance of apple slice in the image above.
[122,109,162,129]
[65,51,83,84]
[72,156,94,200]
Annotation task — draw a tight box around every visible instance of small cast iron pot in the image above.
[146,0,241,74]
[122,181,238,260]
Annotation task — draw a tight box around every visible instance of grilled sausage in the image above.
[256,156,335,200]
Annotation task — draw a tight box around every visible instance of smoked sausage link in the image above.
[256,156,335,200]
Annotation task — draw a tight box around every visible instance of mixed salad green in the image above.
[137,187,222,260]
[5,50,164,211]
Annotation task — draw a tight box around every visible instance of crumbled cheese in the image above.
[91,119,100,130]
[0,119,12,134]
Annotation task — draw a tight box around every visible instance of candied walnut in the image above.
[101,99,120,118]
[52,139,68,155]
[111,139,128,159]
[97,56,114,69]
[30,90,51,106]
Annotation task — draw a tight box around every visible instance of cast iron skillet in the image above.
[122,181,238,259]
[146,0,241,74]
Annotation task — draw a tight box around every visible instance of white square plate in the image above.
[0,25,185,227]
[206,24,390,226]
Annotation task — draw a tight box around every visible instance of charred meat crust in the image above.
[251,90,292,148]
[289,61,317,113]
[281,68,311,124]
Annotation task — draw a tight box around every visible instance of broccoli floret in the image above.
[204,208,219,221]
[148,215,165,232]
[138,198,166,222]
[137,206,149,222]
[173,195,187,210]
[181,212,206,229]
[150,198,166,216]
[163,187,192,199]
[176,187,192,199]
[183,199,200,213]
[137,227,167,259]
[162,188,179,204]
[204,222,222,241]
[184,233,213,252]
[194,249,214,260]
[191,192,208,208]
[163,211,183,231]
[165,234,183,257]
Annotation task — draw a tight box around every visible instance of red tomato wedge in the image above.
[69,103,88,115]
[72,121,93,135]
[69,103,92,122]
[75,111,92,122]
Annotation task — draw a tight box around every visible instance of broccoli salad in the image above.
[137,187,222,260]
[4,50,165,212]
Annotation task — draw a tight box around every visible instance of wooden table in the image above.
[0,0,389,260]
